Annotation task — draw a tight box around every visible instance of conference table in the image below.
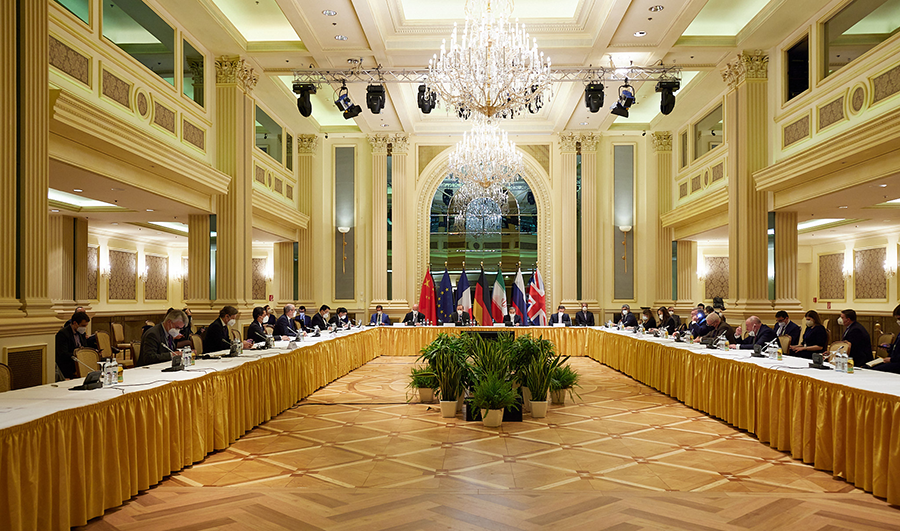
[1,325,899,530]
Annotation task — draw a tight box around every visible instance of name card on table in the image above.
[553,323,566,328]
[393,323,405,327]
[493,323,506,327]
[443,323,456,327]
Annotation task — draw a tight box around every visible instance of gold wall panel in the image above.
[872,63,900,104]
[182,118,205,151]
[144,255,168,301]
[854,247,887,300]
[153,101,175,134]
[109,250,136,300]
[704,256,729,301]
[818,96,845,131]
[101,69,130,109]
[49,35,89,86]
[818,253,844,300]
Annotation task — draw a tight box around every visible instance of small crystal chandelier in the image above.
[449,119,523,191]
[427,0,552,119]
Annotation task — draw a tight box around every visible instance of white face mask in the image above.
[805,319,813,327]
[582,307,587,312]
[168,327,181,338]
[837,317,845,326]
[748,330,756,337]
[641,316,648,322]
[76,326,87,334]
[227,319,236,327]
[268,309,274,315]
[658,315,663,321]
[324,312,330,320]
[622,310,627,315]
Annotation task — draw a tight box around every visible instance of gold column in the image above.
[73,218,89,306]
[369,135,389,306]
[214,56,257,309]
[18,0,53,317]
[559,133,578,306]
[274,241,295,306]
[652,132,675,308]
[48,216,74,309]
[296,135,317,307]
[580,134,599,306]
[675,240,697,309]
[0,0,17,316]
[186,214,210,306]
[723,51,772,317]
[390,134,409,304]
[775,211,803,312]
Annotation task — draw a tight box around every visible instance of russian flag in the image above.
[511,266,527,324]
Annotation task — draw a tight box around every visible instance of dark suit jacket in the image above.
[621,312,638,328]
[139,323,174,367]
[329,315,350,328]
[310,313,329,330]
[660,317,677,335]
[55,325,98,379]
[449,311,470,325]
[402,311,425,324]
[369,313,391,325]
[642,316,657,329]
[575,311,595,327]
[739,324,777,350]
[262,314,277,327]
[294,314,311,330]
[503,314,523,326]
[775,321,802,346]
[843,321,873,367]
[701,322,736,344]
[203,318,231,355]
[549,313,571,325]
[274,314,298,337]
[247,321,268,343]
[690,321,711,338]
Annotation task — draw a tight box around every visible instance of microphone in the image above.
[71,355,101,374]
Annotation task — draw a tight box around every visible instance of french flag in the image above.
[511,266,527,324]
[526,268,547,327]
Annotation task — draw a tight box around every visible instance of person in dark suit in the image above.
[871,304,900,373]
[575,303,595,326]
[293,305,312,331]
[274,305,299,337]
[329,307,350,328]
[653,307,678,334]
[730,316,777,351]
[640,309,657,329]
[310,304,331,330]
[694,312,735,345]
[247,307,270,344]
[503,306,524,326]
[63,306,86,327]
[450,305,470,326]
[262,305,278,327]
[839,308,873,367]
[55,310,98,379]
[369,304,391,326]
[773,310,801,346]
[172,307,193,349]
[402,304,425,325]
[667,307,682,329]
[138,309,188,367]
[204,306,247,355]
[790,310,829,360]
[549,305,571,326]
[619,304,638,328]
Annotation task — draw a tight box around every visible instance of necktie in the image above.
[75,333,82,348]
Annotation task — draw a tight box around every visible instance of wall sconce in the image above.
[138,266,149,283]
[884,258,896,280]
[842,261,853,280]
[172,262,186,283]
[137,254,148,283]
[264,258,274,283]
[99,246,111,279]
[338,226,351,273]
[697,261,709,282]
[619,225,632,272]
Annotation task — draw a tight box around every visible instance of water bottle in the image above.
[182,346,192,367]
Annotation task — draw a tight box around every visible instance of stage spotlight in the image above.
[584,84,605,113]
[334,85,362,119]
[655,79,680,115]
[292,83,316,118]
[611,83,635,118]
[417,85,437,114]
[366,84,386,114]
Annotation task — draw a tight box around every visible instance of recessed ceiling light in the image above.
[380,124,389,128]
[334,35,348,41]
[838,205,848,209]
[880,184,888,187]
[322,10,337,16]
[73,189,83,193]
[50,209,59,212]
[580,122,588,125]
[649,5,664,12]
[634,31,647,37]
[111,222,118,226]
[146,209,154,212]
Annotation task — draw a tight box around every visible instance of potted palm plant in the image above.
[509,335,544,413]
[472,372,518,428]
[406,366,439,403]
[550,364,580,405]
[525,350,567,418]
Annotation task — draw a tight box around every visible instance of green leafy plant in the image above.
[471,372,519,411]
[469,333,513,381]
[510,334,554,386]
[525,353,568,401]
[550,364,581,401]
[418,333,468,401]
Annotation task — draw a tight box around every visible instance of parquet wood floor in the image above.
[78,357,900,530]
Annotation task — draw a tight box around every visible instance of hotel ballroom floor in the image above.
[78,357,900,530]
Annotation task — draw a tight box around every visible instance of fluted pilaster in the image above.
[675,240,696,309]
[580,134,599,305]
[775,211,803,311]
[391,135,409,304]
[186,214,210,305]
[296,137,316,306]
[274,242,295,306]
[18,0,52,316]
[0,0,17,315]
[74,218,89,305]
[369,135,389,304]
[653,132,674,307]
[558,133,578,305]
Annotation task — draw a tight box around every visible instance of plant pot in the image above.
[482,409,504,428]
[418,388,435,404]
[440,400,457,418]
[457,393,465,412]
[531,400,548,418]
[522,386,532,413]
[550,389,566,405]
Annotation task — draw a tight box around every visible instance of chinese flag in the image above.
[419,268,437,324]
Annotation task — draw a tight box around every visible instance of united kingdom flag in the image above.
[526,268,547,326]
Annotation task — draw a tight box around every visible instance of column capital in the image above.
[558,132,579,154]
[214,56,259,93]
[721,51,768,89]
[297,134,319,154]
[579,133,599,152]
[651,131,673,152]
[367,134,389,154]
[390,134,409,154]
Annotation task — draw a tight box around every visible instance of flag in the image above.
[491,267,507,323]
[526,268,547,326]
[457,268,472,318]
[437,267,454,323]
[418,269,437,324]
[473,267,491,325]
[511,266,527,324]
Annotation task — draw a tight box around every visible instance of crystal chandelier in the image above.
[449,119,523,191]
[427,0,552,119]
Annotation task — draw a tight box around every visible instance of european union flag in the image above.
[437,267,454,323]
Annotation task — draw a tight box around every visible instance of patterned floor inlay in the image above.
[79,356,900,529]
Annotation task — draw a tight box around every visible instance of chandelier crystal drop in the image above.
[427,0,552,119]
[449,119,523,191]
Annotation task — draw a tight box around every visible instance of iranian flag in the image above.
[490,267,507,323]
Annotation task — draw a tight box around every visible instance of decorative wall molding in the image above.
[558,132,579,153]
[214,56,259,93]
[49,35,89,86]
[651,131,673,152]
[818,95,846,131]
[144,255,168,300]
[367,134,390,154]
[251,258,267,300]
[855,247,887,300]
[818,253,845,300]
[296,134,318,154]
[721,50,768,89]
[390,134,409,154]
[182,118,205,151]
[109,250,136,301]
[153,101,176,134]
[704,256,729,300]
[872,63,900,105]
[782,114,810,148]
[101,69,130,109]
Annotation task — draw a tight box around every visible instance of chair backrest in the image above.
[95,331,113,359]
[264,325,274,336]
[777,335,791,354]
[74,348,100,378]
[111,322,126,344]
[0,363,11,393]
[230,328,240,341]
[191,334,203,355]
[131,341,141,366]
[827,340,851,362]
[822,318,830,331]
[876,334,894,359]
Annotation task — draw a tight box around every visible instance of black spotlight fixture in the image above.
[655,78,680,115]
[366,84,386,114]
[610,83,635,118]
[417,84,437,114]
[334,84,362,119]
[584,83,605,113]
[292,83,316,118]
